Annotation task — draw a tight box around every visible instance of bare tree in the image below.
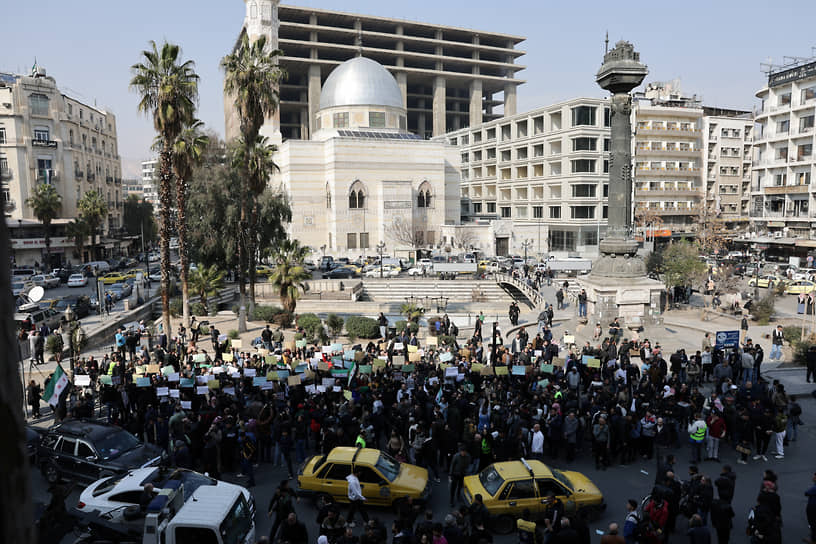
[452,229,479,250]
[696,204,728,256]
[0,217,34,543]
[387,216,423,253]
[635,207,664,242]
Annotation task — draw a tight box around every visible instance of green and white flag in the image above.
[42,365,69,407]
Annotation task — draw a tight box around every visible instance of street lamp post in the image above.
[64,305,75,376]
[376,241,386,278]
[521,239,533,265]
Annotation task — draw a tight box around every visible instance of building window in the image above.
[29,93,49,116]
[500,206,511,218]
[472,202,483,214]
[571,106,596,126]
[603,184,609,197]
[415,231,425,246]
[571,159,596,173]
[549,206,561,219]
[549,230,576,251]
[777,119,790,134]
[348,181,366,209]
[359,232,370,249]
[801,115,814,132]
[572,137,597,151]
[604,108,611,127]
[369,112,385,128]
[347,232,357,249]
[570,205,595,219]
[333,112,349,128]
[604,138,610,151]
[487,202,496,213]
[533,206,543,219]
[34,128,49,141]
[778,93,791,106]
[802,86,816,103]
[603,160,609,173]
[571,184,596,198]
[69,129,74,145]
[799,144,813,160]
[326,184,331,208]
[603,205,608,218]
[417,183,433,208]
[582,230,598,246]
[0,126,5,144]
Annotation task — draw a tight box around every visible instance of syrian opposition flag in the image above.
[348,362,358,387]
[42,365,69,407]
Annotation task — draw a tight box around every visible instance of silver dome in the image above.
[319,57,403,110]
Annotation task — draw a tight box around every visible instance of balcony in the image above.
[87,173,96,182]
[35,170,59,183]
[635,147,700,158]
[75,170,84,179]
[764,185,810,195]
[635,187,703,197]
[106,176,113,183]
[31,139,58,149]
[635,167,701,177]
[0,168,12,181]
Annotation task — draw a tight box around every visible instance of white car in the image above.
[148,252,160,263]
[407,266,426,276]
[31,274,60,289]
[12,281,33,297]
[76,467,252,523]
[418,258,433,268]
[67,274,88,288]
[365,266,399,278]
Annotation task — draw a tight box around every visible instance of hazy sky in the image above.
[4,0,814,177]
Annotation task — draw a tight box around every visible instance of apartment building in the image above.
[226,1,525,142]
[0,67,123,265]
[448,98,611,257]
[140,159,159,205]
[752,58,816,240]
[702,111,753,232]
[633,85,704,237]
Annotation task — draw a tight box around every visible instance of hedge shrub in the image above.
[272,311,294,328]
[251,305,284,322]
[297,313,324,339]
[396,320,419,334]
[327,313,345,337]
[345,316,380,339]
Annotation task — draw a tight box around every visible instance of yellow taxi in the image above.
[748,274,785,288]
[297,447,430,507]
[463,459,605,533]
[255,264,275,277]
[124,269,143,279]
[100,272,127,285]
[478,260,490,271]
[785,279,816,295]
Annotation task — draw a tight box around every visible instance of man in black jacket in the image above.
[715,465,736,503]
[449,445,471,506]
[279,512,308,544]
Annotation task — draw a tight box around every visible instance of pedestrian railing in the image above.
[492,273,543,308]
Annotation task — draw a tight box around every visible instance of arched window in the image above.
[326,183,332,209]
[417,181,433,208]
[348,181,366,209]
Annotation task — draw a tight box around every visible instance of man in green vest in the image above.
[688,413,707,463]
[355,430,367,449]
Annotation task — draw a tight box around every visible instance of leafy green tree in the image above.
[645,250,663,276]
[131,40,199,336]
[222,33,285,331]
[122,195,157,242]
[172,119,209,327]
[189,264,225,315]
[327,313,344,338]
[268,239,311,313]
[662,240,707,291]
[25,183,61,267]
[77,190,108,260]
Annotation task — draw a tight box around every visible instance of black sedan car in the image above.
[38,421,163,484]
[54,295,92,319]
[322,266,357,279]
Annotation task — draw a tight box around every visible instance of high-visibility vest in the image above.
[355,435,366,449]
[481,438,491,454]
[690,422,706,442]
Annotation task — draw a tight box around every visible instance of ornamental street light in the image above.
[376,241,386,278]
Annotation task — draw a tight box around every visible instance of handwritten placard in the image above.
[402,364,416,373]
[587,358,601,369]
[494,366,509,376]
[317,361,330,371]
[207,380,220,389]
[359,365,372,374]
[156,387,169,397]
[392,355,405,365]
[181,400,192,410]
[563,335,575,344]
[224,387,236,396]
[407,345,418,353]
[471,363,484,373]
[288,375,301,386]
[162,365,175,376]
[331,343,343,352]
[511,365,527,376]
[426,336,438,346]
[196,385,209,395]
[243,368,257,377]
[480,365,494,376]
[231,339,242,349]
[445,366,459,377]
[222,353,234,362]
[170,389,180,398]
[136,377,152,387]
[74,375,91,386]
[296,339,307,348]
[180,378,194,388]
[439,352,453,362]
[541,364,554,374]
[408,351,421,363]
[192,353,206,363]
[551,357,565,367]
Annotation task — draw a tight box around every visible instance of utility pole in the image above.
[377,241,386,279]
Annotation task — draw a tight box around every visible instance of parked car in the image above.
[748,274,785,288]
[38,420,163,484]
[462,459,605,533]
[297,447,429,507]
[320,256,335,271]
[365,265,399,278]
[67,274,89,288]
[14,305,62,332]
[147,272,162,282]
[31,274,60,289]
[12,268,36,281]
[51,268,71,283]
[54,296,92,319]
[106,283,132,301]
[147,252,160,263]
[12,280,34,297]
[322,266,357,279]
[406,266,425,276]
[75,467,252,524]
[784,279,816,295]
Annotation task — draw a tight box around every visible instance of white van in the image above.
[83,261,111,275]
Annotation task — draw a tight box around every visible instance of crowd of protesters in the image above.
[30,287,809,544]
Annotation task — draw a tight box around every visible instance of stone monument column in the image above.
[582,40,664,322]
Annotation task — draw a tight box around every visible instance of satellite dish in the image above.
[28,286,44,303]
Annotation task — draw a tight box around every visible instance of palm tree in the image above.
[171,119,209,329]
[189,264,225,316]
[231,134,279,313]
[269,239,311,314]
[66,218,89,263]
[26,183,62,268]
[221,33,284,331]
[77,190,107,261]
[131,40,199,337]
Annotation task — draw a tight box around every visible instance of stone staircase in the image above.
[361,278,512,304]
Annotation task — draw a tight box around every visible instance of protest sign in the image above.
[207,380,220,389]
[192,353,206,363]
[196,386,209,395]
[156,387,169,397]
[288,375,301,386]
[170,389,180,398]
[243,368,257,377]
[181,401,192,410]
[541,364,554,374]
[494,366,509,376]
[74,375,91,386]
[511,366,526,376]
